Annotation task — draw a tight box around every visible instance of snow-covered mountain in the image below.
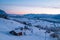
[22,14,60,19]
[0,9,60,40]
[0,9,8,19]
[0,18,57,40]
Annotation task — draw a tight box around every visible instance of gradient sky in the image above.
[0,0,60,14]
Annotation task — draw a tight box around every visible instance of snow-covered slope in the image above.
[0,18,57,40]
[0,18,24,40]
[0,18,24,31]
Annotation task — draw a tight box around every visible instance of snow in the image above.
[0,18,57,40]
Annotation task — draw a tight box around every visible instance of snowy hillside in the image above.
[0,9,60,40]
[0,18,24,40]
[0,18,58,40]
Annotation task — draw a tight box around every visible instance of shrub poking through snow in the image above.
[9,30,23,36]
[9,27,23,36]
[50,33,59,38]
[9,26,32,36]
[9,30,18,36]
[46,30,51,33]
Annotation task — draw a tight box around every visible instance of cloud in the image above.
[1,6,60,14]
[0,0,60,14]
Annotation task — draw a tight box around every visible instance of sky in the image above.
[0,0,60,14]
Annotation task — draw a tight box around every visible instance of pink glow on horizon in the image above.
[6,11,28,14]
[4,7,60,14]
